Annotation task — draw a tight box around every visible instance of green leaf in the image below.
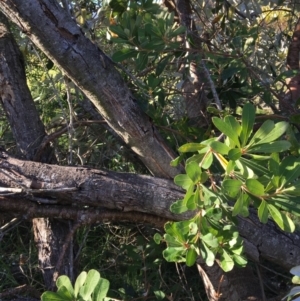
[112,48,137,62]
[232,193,244,216]
[170,199,188,214]
[41,292,67,301]
[109,25,128,40]
[201,151,213,169]
[186,194,196,210]
[186,161,202,183]
[186,248,197,267]
[212,117,240,147]
[156,55,171,76]
[279,156,300,186]
[240,103,255,146]
[174,174,193,190]
[258,200,268,223]
[247,141,291,153]
[238,157,269,175]
[233,254,247,267]
[81,269,101,300]
[74,271,87,298]
[163,247,186,262]
[268,204,295,232]
[210,141,230,155]
[136,52,148,71]
[56,275,74,297]
[153,233,162,244]
[169,25,186,37]
[245,179,264,196]
[220,249,234,272]
[200,242,215,266]
[228,148,242,161]
[222,179,242,198]
[154,290,166,300]
[201,233,219,248]
[247,120,274,146]
[93,278,110,301]
[57,286,73,301]
[249,121,289,146]
[178,143,206,153]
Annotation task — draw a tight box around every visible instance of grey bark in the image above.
[0,153,300,274]
[0,11,72,289]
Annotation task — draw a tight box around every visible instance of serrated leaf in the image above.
[245,179,264,196]
[174,174,193,190]
[186,161,202,183]
[240,103,255,146]
[186,248,197,267]
[93,278,110,301]
[258,200,268,223]
[268,204,295,232]
[222,179,242,198]
[212,117,240,147]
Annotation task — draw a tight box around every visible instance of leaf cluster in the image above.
[156,103,300,271]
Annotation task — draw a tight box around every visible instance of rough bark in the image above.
[0,0,182,179]
[0,153,300,274]
[0,11,72,289]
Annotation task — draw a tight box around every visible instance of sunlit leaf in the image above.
[94,278,110,301]
[174,174,193,190]
[240,103,255,146]
[268,204,295,232]
[200,242,215,266]
[74,271,87,297]
[210,141,230,155]
[200,151,213,169]
[220,249,234,272]
[212,117,240,147]
[228,148,241,161]
[178,143,206,153]
[170,199,188,214]
[186,161,202,183]
[279,156,300,186]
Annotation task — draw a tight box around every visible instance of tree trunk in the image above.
[0,11,72,289]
